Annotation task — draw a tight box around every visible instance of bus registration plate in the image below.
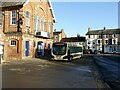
[57,56,61,60]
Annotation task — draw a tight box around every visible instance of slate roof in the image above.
[53,31,62,35]
[60,37,86,42]
[86,28,120,35]
[0,0,27,8]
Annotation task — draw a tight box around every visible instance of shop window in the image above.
[10,40,16,46]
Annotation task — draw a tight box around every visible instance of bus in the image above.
[50,42,83,61]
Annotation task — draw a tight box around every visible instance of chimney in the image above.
[103,27,106,30]
[88,27,91,32]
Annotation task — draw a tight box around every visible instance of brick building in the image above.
[0,10,5,61]
[53,28,66,42]
[0,0,56,60]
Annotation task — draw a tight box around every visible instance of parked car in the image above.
[94,50,102,54]
[83,49,92,54]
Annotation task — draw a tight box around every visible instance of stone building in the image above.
[86,27,120,54]
[0,0,56,60]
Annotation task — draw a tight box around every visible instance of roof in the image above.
[0,0,56,22]
[53,31,62,35]
[86,28,120,35]
[48,0,56,23]
[60,37,86,42]
[0,0,27,7]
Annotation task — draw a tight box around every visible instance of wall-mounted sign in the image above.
[0,45,3,54]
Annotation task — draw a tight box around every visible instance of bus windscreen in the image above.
[53,43,67,55]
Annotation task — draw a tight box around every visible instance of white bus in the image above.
[50,42,83,61]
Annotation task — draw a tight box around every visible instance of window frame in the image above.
[10,40,16,46]
[41,17,44,31]
[0,11,2,26]
[11,10,17,25]
[105,40,108,44]
[26,11,30,26]
[113,39,116,44]
[88,35,90,38]
[98,40,101,44]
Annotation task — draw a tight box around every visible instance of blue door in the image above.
[37,41,43,55]
[26,41,29,56]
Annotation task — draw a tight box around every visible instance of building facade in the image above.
[0,10,5,62]
[86,28,120,54]
[53,28,66,42]
[1,0,56,60]
[61,37,86,48]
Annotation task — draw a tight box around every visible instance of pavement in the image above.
[2,55,107,89]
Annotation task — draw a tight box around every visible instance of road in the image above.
[93,54,120,89]
[2,55,105,89]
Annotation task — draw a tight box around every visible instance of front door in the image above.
[25,41,29,56]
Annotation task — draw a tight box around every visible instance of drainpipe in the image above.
[102,27,105,53]
[17,9,20,32]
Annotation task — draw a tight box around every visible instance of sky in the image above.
[51,1,118,37]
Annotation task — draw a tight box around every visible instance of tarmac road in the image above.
[2,55,105,89]
[94,54,120,89]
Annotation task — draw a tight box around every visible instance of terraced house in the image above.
[0,0,56,60]
[86,27,120,54]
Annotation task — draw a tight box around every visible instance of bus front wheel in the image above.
[68,56,72,61]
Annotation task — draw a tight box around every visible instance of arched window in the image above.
[41,17,44,31]
[26,11,30,26]
[0,11,2,26]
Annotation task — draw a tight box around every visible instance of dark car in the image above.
[83,49,92,54]
[94,50,102,54]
